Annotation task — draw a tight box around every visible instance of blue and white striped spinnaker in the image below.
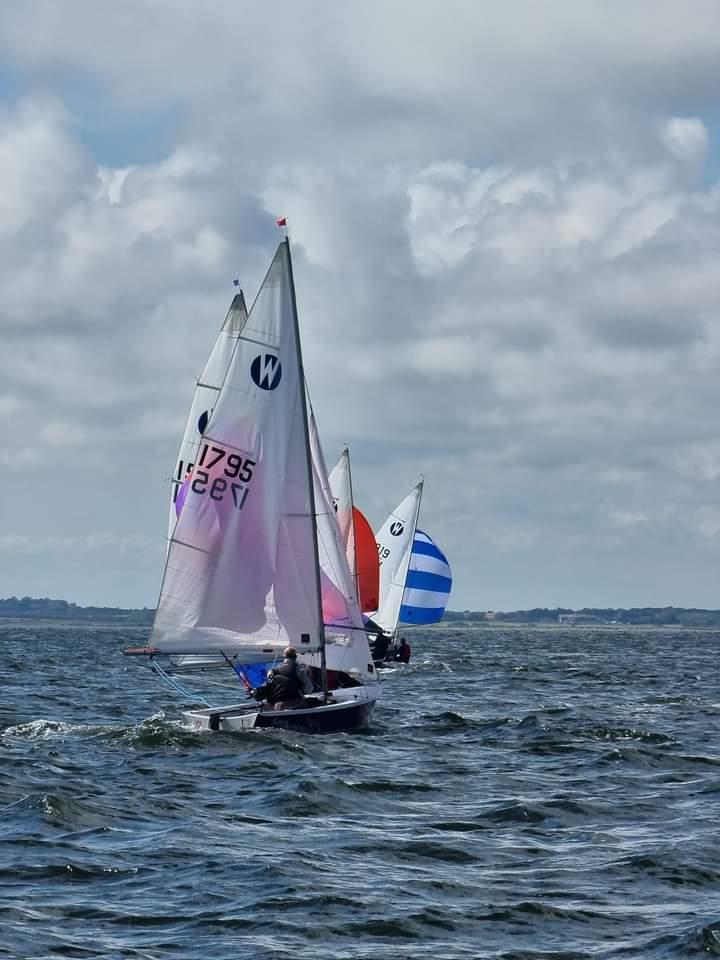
[399,530,452,625]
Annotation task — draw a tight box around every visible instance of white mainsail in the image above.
[168,291,249,541]
[307,420,374,679]
[151,242,323,660]
[328,449,355,581]
[309,415,361,623]
[372,481,423,636]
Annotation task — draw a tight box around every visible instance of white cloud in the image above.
[0,98,88,239]
[608,510,650,529]
[660,116,708,165]
[0,448,42,469]
[1,4,720,609]
[0,532,151,554]
[40,420,87,447]
[687,506,720,539]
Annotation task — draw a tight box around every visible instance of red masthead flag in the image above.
[276,216,287,227]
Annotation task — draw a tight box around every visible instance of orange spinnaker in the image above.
[353,507,380,612]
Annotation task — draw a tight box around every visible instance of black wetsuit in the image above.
[268,661,304,703]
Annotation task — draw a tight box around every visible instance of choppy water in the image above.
[3,622,720,959]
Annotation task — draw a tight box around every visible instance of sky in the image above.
[1,0,720,611]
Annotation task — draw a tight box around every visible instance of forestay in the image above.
[399,530,452,625]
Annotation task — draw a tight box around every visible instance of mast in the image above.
[284,238,329,701]
[344,447,361,608]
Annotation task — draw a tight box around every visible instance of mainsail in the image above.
[399,530,452,625]
[328,449,355,577]
[150,242,323,660]
[308,412,362,628]
[308,419,375,679]
[371,481,423,636]
[353,507,380,613]
[328,449,380,613]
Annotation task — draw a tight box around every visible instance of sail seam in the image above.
[169,539,212,555]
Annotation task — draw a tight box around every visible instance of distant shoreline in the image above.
[442,607,720,627]
[434,620,720,631]
[0,597,152,624]
[2,597,720,628]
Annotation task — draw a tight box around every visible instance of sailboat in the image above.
[369,484,452,662]
[126,238,381,732]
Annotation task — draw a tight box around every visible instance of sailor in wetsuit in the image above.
[371,632,390,662]
[266,646,313,710]
[395,638,412,664]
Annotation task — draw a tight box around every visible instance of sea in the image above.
[3,622,720,960]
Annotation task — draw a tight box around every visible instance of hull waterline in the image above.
[183,696,374,733]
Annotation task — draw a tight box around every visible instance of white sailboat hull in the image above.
[181,682,381,733]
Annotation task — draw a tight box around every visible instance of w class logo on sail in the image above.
[250,353,282,390]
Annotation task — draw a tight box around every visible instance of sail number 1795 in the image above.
[191,444,256,510]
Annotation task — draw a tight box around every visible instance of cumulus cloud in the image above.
[0,2,720,608]
[660,117,708,165]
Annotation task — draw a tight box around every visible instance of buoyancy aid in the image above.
[268,660,304,703]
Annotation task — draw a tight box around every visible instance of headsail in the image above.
[169,292,248,538]
[150,242,323,660]
[371,481,423,636]
[399,530,452,625]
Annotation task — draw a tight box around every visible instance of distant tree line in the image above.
[443,607,720,627]
[0,596,153,623]
[2,597,719,627]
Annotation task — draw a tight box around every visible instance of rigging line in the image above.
[220,650,253,691]
[151,659,212,707]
